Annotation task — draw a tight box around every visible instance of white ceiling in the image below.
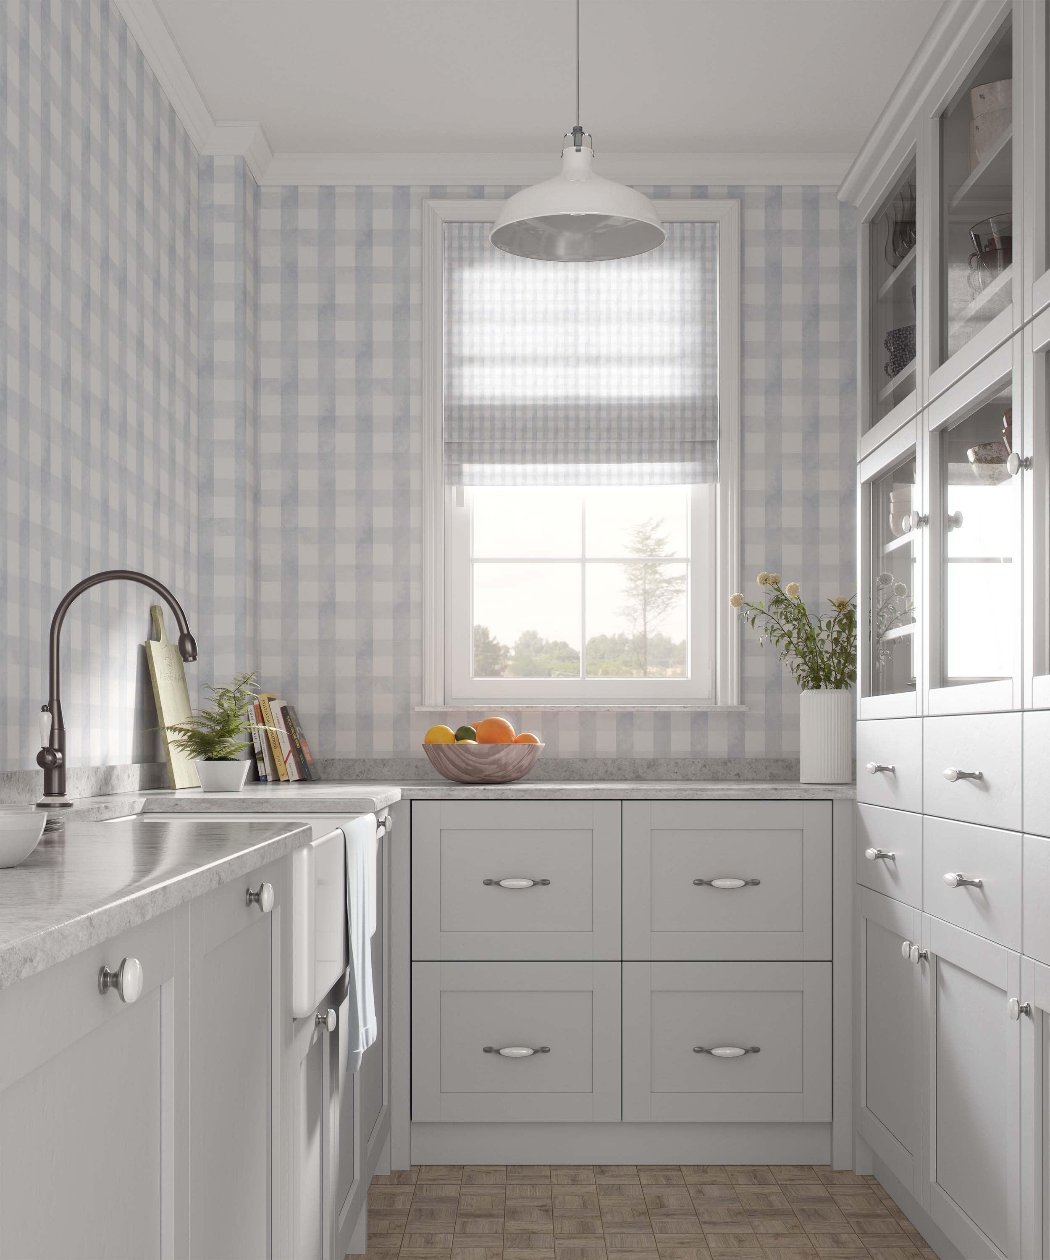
[155,0,944,158]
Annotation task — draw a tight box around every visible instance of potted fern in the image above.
[730,574,857,783]
[166,673,260,793]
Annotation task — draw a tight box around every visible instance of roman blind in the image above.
[442,219,719,486]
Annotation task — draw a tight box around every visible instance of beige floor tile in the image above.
[373,1169,421,1185]
[555,1217,606,1238]
[505,1252,555,1260]
[789,1206,849,1233]
[398,1250,452,1260]
[454,1217,504,1236]
[507,1204,556,1227]
[689,1185,740,1205]
[599,1185,647,1204]
[370,1216,410,1236]
[418,1166,465,1184]
[509,1184,555,1202]
[747,1216,803,1236]
[727,1169,777,1187]
[408,1206,460,1227]
[462,1166,508,1186]
[692,1204,748,1227]
[860,1248,921,1260]
[554,1191,602,1215]
[553,1168,598,1185]
[815,1171,868,1188]
[414,1185,463,1205]
[804,1232,868,1255]
[842,1218,904,1239]
[504,1231,557,1251]
[760,1247,819,1260]
[595,1166,641,1182]
[509,1166,554,1182]
[681,1168,731,1185]
[735,1188,790,1213]
[456,1191,505,1217]
[781,1186,832,1207]
[823,1192,884,1216]
[655,1245,713,1260]
[640,1168,688,1186]
[649,1216,705,1238]
[645,1189,698,1215]
[768,1169,818,1185]
[599,1206,653,1231]
[401,1230,456,1249]
[554,1240,609,1260]
[604,1232,659,1252]
[449,1245,503,1260]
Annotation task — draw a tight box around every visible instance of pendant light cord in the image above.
[570,0,584,149]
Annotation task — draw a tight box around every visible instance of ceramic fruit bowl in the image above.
[423,742,544,785]
[0,807,46,868]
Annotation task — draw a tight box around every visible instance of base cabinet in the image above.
[856,888,923,1194]
[293,1010,328,1260]
[0,913,178,1260]
[1021,956,1050,1259]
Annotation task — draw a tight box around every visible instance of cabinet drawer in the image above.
[1023,711,1050,838]
[412,801,620,960]
[1023,834,1050,967]
[857,719,923,812]
[622,962,831,1122]
[622,801,831,960]
[922,817,1022,950]
[856,804,922,909]
[923,713,1022,831]
[412,962,620,1122]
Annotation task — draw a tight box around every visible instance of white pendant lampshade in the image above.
[490,131,665,262]
[490,0,665,263]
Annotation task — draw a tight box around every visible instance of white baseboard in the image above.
[411,1121,831,1166]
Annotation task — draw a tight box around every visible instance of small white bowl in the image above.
[0,808,47,868]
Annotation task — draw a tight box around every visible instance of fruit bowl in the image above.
[423,741,544,785]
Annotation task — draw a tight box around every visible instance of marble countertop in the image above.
[390,779,855,800]
[0,815,313,991]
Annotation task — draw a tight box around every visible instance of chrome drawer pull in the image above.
[864,847,895,862]
[943,871,983,889]
[98,956,144,1004]
[483,1045,550,1057]
[1008,998,1032,1021]
[482,877,551,889]
[865,762,895,775]
[942,767,983,783]
[693,1045,760,1057]
[693,877,760,889]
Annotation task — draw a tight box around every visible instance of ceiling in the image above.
[155,0,945,158]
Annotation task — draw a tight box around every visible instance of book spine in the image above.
[281,704,311,781]
[257,695,289,782]
[271,700,301,781]
[285,703,317,774]
[257,701,280,783]
[250,703,267,782]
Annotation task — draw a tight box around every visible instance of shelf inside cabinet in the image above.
[876,247,916,300]
[881,532,915,556]
[948,125,1012,213]
[877,358,916,404]
[950,266,1012,333]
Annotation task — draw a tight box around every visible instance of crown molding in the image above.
[261,150,852,188]
[839,0,1008,210]
[204,122,274,184]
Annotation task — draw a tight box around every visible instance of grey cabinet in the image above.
[622,800,831,961]
[622,961,831,1122]
[189,857,287,1260]
[0,912,179,1260]
[922,913,1021,1260]
[292,1006,328,1260]
[1021,954,1050,1259]
[856,887,923,1195]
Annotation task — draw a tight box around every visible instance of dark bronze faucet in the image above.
[37,569,197,805]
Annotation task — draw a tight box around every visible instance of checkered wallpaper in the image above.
[257,186,857,759]
[1,0,198,772]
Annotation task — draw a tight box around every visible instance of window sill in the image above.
[415,704,748,713]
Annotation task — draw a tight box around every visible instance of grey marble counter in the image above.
[62,781,403,821]
[391,780,855,800]
[0,816,312,991]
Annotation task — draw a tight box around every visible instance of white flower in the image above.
[756,571,769,587]
[785,582,800,598]
[768,573,781,586]
[830,596,852,612]
[876,572,893,588]
[893,582,908,598]
[729,592,744,608]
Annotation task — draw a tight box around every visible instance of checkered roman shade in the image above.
[442,219,719,486]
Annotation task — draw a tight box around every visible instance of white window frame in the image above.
[422,198,741,709]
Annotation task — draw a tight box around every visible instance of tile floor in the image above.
[365,1165,935,1260]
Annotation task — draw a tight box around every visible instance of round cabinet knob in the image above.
[98,956,144,1003]
[1008,998,1032,1021]
[901,939,913,961]
[908,511,929,531]
[1006,452,1032,476]
[909,944,928,964]
[864,847,894,862]
[316,1008,337,1033]
[246,882,275,913]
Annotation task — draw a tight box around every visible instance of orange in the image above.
[475,716,516,744]
[513,732,540,744]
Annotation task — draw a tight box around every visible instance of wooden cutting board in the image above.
[145,605,200,789]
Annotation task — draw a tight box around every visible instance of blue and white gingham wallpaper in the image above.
[1,0,198,772]
[256,185,857,759]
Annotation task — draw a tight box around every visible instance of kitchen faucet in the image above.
[37,569,197,806]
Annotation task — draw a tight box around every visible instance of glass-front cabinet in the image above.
[927,340,1023,713]
[859,421,922,717]
[936,13,1015,379]
[1026,312,1050,705]
[868,156,919,432]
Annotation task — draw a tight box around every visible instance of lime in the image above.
[454,725,477,742]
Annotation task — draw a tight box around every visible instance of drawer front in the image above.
[622,801,831,960]
[1023,834,1050,966]
[1023,712,1050,838]
[412,962,620,1122]
[857,719,923,812]
[923,712,1022,831]
[856,804,923,909]
[412,801,620,960]
[622,962,831,1122]
[922,817,1022,950]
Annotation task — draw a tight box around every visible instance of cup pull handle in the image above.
[482,877,551,889]
[693,1045,761,1057]
[483,1045,550,1057]
[693,877,760,888]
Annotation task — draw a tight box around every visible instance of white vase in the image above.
[799,689,853,783]
[195,760,250,793]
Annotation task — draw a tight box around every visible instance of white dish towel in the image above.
[342,814,378,1072]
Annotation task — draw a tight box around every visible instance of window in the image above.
[423,200,740,707]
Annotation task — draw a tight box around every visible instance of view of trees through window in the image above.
[467,487,692,681]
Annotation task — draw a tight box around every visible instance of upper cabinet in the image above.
[868,157,920,433]
[933,12,1016,390]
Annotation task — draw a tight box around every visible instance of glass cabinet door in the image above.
[938,16,1014,366]
[1027,315,1050,705]
[867,451,920,702]
[869,158,918,428]
[929,355,1022,710]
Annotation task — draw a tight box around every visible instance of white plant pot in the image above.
[195,760,250,793]
[799,689,853,784]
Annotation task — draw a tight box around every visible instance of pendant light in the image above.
[490,0,665,262]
